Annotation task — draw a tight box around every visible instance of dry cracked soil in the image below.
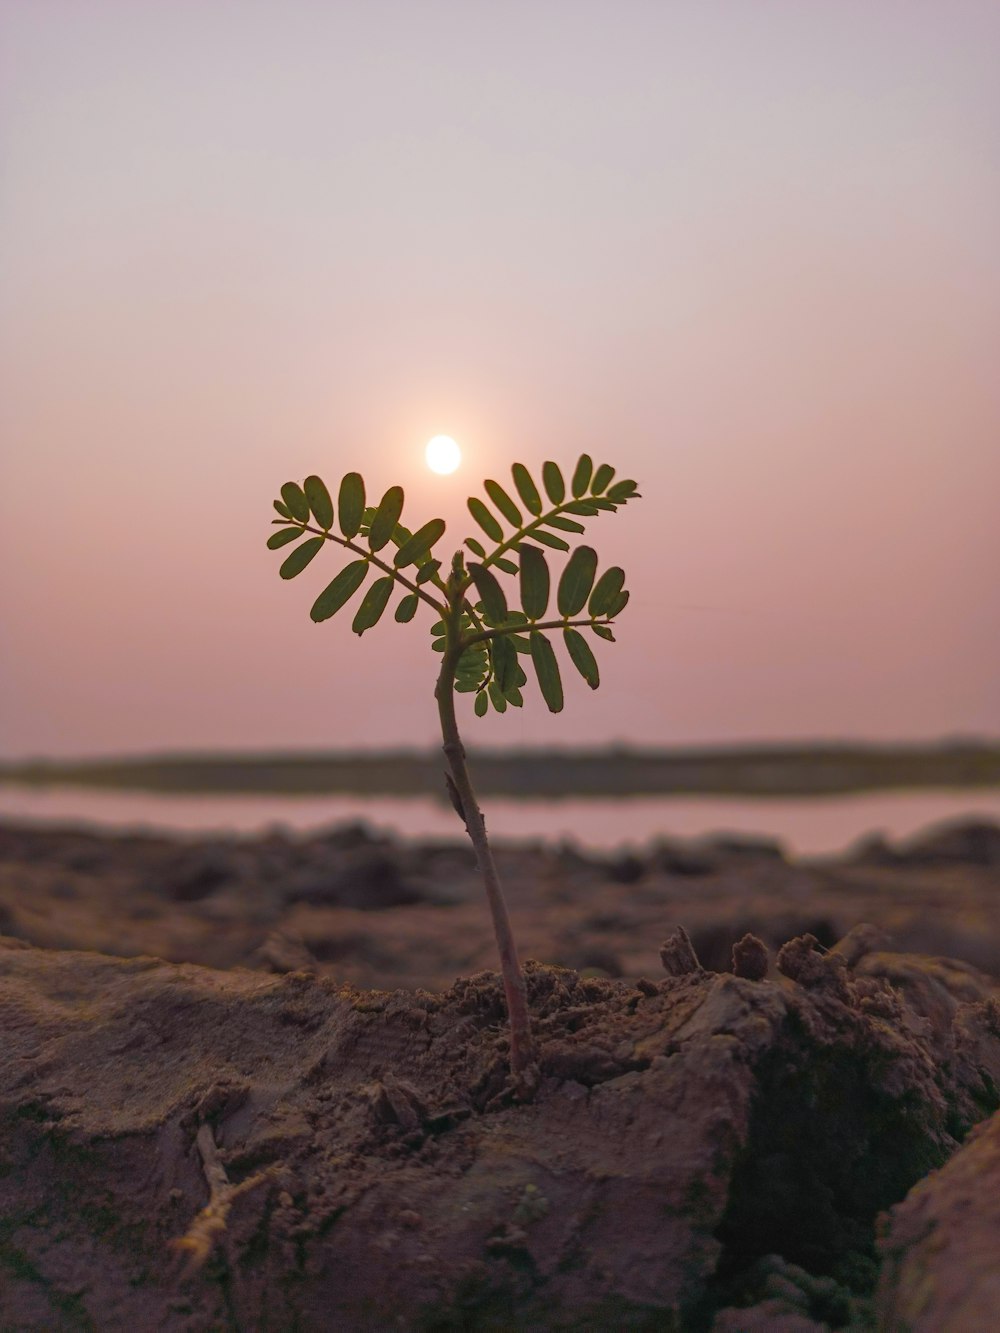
[2,816,1000,1330]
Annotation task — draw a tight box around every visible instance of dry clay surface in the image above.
[2,819,1000,993]
[2,924,1000,1330]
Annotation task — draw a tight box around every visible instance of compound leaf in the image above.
[591,463,615,495]
[267,526,304,550]
[468,563,508,624]
[542,461,565,504]
[352,575,394,634]
[416,559,442,584]
[519,543,549,620]
[530,631,564,713]
[544,514,585,533]
[467,497,503,543]
[558,546,598,616]
[280,535,325,579]
[310,559,369,621]
[588,566,626,616]
[338,473,365,538]
[491,634,517,692]
[531,528,570,552]
[564,627,600,689]
[484,480,522,527]
[369,486,404,551]
[280,481,309,523]
[395,592,419,622]
[304,475,334,530]
[395,518,446,567]
[571,454,593,498]
[511,463,542,515]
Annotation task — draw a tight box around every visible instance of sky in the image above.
[2,0,998,759]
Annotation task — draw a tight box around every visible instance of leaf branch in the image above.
[290,521,447,614]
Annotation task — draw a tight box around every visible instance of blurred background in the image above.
[2,1,998,851]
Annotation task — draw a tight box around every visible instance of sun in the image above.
[425,435,461,475]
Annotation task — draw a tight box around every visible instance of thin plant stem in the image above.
[435,637,536,1075]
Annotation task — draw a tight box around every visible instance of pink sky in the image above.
[2,1,998,759]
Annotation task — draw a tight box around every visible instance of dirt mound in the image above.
[2,931,998,1330]
[877,1106,1000,1331]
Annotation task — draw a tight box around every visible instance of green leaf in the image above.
[591,623,616,642]
[487,682,508,713]
[558,546,598,616]
[338,473,365,538]
[564,628,600,689]
[608,589,630,617]
[310,559,369,620]
[465,537,487,558]
[506,686,524,708]
[431,638,446,652]
[352,575,394,634]
[571,454,593,498]
[467,498,503,544]
[544,514,585,533]
[267,526,304,550]
[304,475,334,530]
[416,559,442,584]
[591,463,615,495]
[274,499,293,520]
[474,690,489,717]
[484,480,522,527]
[395,518,446,567]
[530,631,564,713]
[588,566,626,616]
[468,563,508,624]
[519,543,549,619]
[369,486,404,551]
[607,479,640,502]
[541,461,565,504]
[491,634,517,692]
[494,556,518,575]
[280,482,310,523]
[511,463,542,515]
[564,499,600,516]
[531,529,570,552]
[590,497,618,512]
[279,535,325,579]
[395,592,419,622]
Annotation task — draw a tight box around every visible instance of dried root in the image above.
[171,1123,272,1276]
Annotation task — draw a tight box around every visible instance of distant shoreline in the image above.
[2,741,998,799]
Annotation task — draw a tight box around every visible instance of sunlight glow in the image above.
[425,435,461,475]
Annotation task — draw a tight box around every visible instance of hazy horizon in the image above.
[3,1,998,761]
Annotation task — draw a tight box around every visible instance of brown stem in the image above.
[435,638,536,1075]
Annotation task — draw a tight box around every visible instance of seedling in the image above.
[266,456,640,1078]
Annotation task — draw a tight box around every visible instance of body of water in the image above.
[2,785,999,856]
